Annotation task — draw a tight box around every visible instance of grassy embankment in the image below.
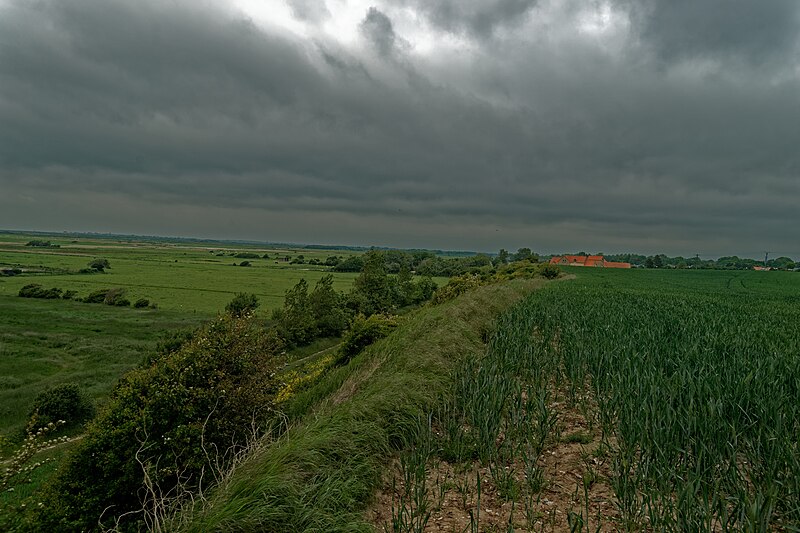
[177,278,545,531]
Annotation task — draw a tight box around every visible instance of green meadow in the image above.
[0,296,203,446]
[0,233,361,314]
[0,233,364,445]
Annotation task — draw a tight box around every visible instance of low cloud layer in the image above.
[1,0,798,255]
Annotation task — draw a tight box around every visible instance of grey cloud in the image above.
[404,0,539,38]
[0,0,799,256]
[359,7,398,56]
[287,0,330,23]
[621,0,800,65]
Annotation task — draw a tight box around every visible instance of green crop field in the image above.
[412,266,800,531]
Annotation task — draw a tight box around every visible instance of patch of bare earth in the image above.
[367,389,622,532]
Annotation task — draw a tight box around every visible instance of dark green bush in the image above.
[82,288,110,303]
[430,274,483,305]
[33,315,284,532]
[225,292,259,317]
[62,290,77,300]
[103,288,128,306]
[337,314,398,365]
[87,258,110,272]
[537,263,561,279]
[18,284,63,299]
[28,384,95,430]
[133,298,150,308]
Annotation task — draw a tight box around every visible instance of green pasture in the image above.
[0,234,362,314]
[0,295,203,445]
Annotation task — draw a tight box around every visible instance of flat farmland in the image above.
[0,234,361,314]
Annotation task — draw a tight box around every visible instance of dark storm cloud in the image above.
[0,0,799,255]
[403,0,539,38]
[622,0,800,65]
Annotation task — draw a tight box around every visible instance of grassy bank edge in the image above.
[181,278,547,532]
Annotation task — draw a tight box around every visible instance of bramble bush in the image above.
[31,314,284,532]
[337,314,398,365]
[225,292,259,317]
[28,384,95,431]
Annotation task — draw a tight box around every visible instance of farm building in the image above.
[549,255,631,269]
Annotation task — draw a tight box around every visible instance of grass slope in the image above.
[182,279,545,532]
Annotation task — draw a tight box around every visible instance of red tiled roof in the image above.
[548,255,631,269]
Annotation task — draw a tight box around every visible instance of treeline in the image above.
[600,253,798,270]
[265,251,437,348]
[333,247,537,276]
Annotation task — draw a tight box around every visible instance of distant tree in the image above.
[273,279,315,345]
[325,255,341,267]
[653,255,664,269]
[350,251,392,315]
[309,275,350,337]
[88,258,110,272]
[495,249,510,265]
[513,248,537,262]
[393,264,415,306]
[225,293,260,317]
[334,255,365,272]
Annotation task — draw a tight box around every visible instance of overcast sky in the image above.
[1,0,798,256]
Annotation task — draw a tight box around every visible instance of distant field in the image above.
[0,295,203,443]
[0,233,362,314]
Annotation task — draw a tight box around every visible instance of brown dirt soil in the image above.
[367,389,623,532]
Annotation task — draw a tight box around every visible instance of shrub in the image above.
[234,252,260,259]
[82,288,110,303]
[1,267,22,276]
[103,288,127,306]
[337,314,398,365]
[133,298,150,308]
[28,384,95,430]
[18,284,63,299]
[33,315,284,532]
[62,290,77,300]
[225,292,259,317]
[537,263,561,279]
[19,284,44,298]
[430,274,483,305]
[87,258,110,272]
[238,260,251,267]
